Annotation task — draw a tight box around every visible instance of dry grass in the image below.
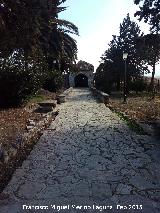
[108,92,160,122]
[0,89,56,151]
[0,89,57,192]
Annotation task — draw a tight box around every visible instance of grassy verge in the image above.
[28,94,49,103]
[109,107,146,135]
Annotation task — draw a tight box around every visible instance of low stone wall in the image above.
[62,87,73,96]
[57,87,73,104]
[90,87,109,104]
[0,111,56,165]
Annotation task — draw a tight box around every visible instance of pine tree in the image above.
[118,13,146,78]
[101,35,123,90]
[134,0,160,33]
[98,14,148,93]
[136,33,160,96]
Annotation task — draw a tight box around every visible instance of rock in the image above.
[129,175,157,190]
[0,193,10,200]
[63,87,73,96]
[52,111,59,116]
[0,148,4,160]
[36,100,57,113]
[116,183,133,195]
[17,182,46,199]
[146,150,160,163]
[38,100,57,108]
[92,182,112,199]
[26,125,34,131]
[70,181,90,197]
[3,150,9,163]
[9,147,17,157]
[28,119,34,123]
[137,121,153,135]
[57,95,66,104]
[14,135,25,148]
[29,121,36,126]
[35,106,53,113]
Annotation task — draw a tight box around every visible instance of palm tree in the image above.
[46,0,79,72]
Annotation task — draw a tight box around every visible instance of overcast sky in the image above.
[59,0,160,76]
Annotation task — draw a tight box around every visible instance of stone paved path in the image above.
[0,88,160,213]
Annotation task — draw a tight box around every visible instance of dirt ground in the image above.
[0,89,58,192]
[0,89,56,152]
[108,92,160,122]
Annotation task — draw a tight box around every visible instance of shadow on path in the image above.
[0,88,160,213]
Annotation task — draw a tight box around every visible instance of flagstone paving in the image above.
[0,88,160,213]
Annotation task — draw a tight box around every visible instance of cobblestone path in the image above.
[0,88,160,213]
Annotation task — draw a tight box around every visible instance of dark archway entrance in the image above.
[75,74,88,87]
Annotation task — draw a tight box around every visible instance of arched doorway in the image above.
[75,74,88,87]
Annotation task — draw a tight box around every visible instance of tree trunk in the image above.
[24,51,29,72]
[150,61,156,99]
[116,76,120,91]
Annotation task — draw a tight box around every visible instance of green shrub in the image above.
[128,79,147,93]
[43,70,63,92]
[0,50,48,107]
